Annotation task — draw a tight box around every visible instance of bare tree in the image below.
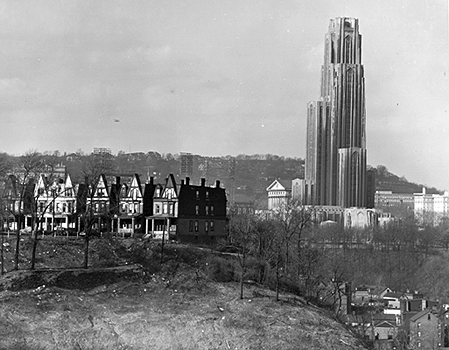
[228,212,258,299]
[79,151,115,269]
[6,151,44,271]
[0,153,12,275]
[270,198,315,283]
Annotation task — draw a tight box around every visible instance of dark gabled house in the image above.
[2,174,34,231]
[80,174,111,233]
[144,174,178,240]
[177,177,227,244]
[112,174,145,236]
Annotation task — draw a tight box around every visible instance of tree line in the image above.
[226,199,449,309]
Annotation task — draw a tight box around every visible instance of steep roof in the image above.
[266,179,292,191]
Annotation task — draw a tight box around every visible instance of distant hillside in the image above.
[3,151,441,202]
[373,165,441,194]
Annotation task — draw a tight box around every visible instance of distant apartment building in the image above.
[372,190,414,223]
[414,187,449,226]
[409,309,441,349]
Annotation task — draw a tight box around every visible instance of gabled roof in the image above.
[91,174,109,198]
[266,179,292,191]
[383,292,404,299]
[161,174,178,198]
[410,309,433,323]
[374,320,397,328]
[127,174,143,200]
[34,174,48,197]
[65,174,74,190]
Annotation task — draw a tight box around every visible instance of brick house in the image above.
[177,177,227,244]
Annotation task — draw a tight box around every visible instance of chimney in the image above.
[201,178,206,187]
[216,180,220,188]
[186,177,190,185]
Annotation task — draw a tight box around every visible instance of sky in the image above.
[0,0,448,189]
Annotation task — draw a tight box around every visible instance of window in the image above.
[205,221,209,232]
[196,191,200,200]
[189,220,193,232]
[195,205,199,215]
[206,191,209,199]
[417,331,421,337]
[210,221,214,231]
[205,205,209,215]
[211,205,214,215]
[155,204,160,214]
[194,221,199,232]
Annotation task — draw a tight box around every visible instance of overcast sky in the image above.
[0,0,448,189]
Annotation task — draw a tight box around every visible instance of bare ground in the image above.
[0,237,369,350]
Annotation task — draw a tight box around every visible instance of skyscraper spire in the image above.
[305,18,367,208]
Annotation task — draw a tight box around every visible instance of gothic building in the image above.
[305,17,367,208]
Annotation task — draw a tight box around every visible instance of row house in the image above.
[7,172,227,244]
[1,175,34,231]
[79,174,111,233]
[176,177,227,244]
[144,174,178,240]
[143,176,227,244]
[110,174,144,236]
[33,174,77,232]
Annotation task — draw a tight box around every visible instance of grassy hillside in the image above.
[0,237,369,350]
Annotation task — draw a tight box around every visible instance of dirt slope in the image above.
[0,269,367,350]
[0,237,368,349]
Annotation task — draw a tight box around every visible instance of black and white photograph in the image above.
[0,1,448,349]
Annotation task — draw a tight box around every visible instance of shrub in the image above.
[205,255,235,282]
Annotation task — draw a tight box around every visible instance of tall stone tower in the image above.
[305,18,367,208]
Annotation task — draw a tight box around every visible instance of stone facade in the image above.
[305,17,367,208]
